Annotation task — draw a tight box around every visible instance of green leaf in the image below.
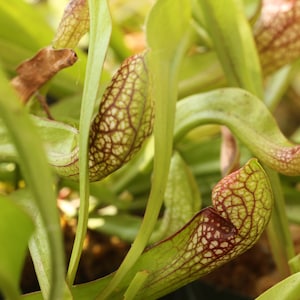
[88,214,142,242]
[147,0,191,55]
[175,88,300,176]
[0,0,53,51]
[11,189,73,300]
[0,116,79,168]
[66,0,112,285]
[123,271,149,300]
[0,67,65,300]
[264,65,295,111]
[150,151,201,242]
[0,195,34,300]
[198,0,263,97]
[178,51,225,98]
[256,272,300,300]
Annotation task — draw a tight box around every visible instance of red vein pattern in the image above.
[59,54,152,183]
[269,145,300,175]
[254,0,300,75]
[133,159,272,299]
[87,54,153,181]
[52,0,89,49]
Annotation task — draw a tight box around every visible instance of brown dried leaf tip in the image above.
[11,46,77,103]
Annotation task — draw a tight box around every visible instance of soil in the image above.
[21,215,131,294]
[20,211,300,299]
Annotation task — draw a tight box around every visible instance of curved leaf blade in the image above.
[175,88,300,176]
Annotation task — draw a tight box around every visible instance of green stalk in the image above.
[264,167,295,277]
[263,63,297,278]
[97,50,179,300]
[66,0,111,285]
[289,254,300,274]
[123,271,149,300]
[264,64,296,112]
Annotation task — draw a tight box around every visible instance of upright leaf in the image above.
[66,0,112,285]
[151,151,201,242]
[198,0,263,97]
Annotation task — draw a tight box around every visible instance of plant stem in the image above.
[123,271,149,299]
[66,0,111,285]
[264,64,295,112]
[97,57,177,300]
[97,82,172,300]
[264,166,295,278]
[263,64,298,278]
[289,254,300,274]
